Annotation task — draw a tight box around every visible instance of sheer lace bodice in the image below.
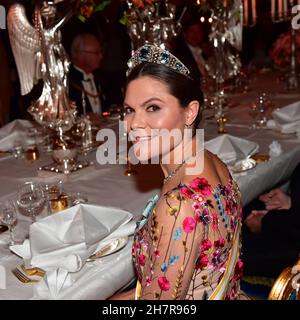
[132,176,244,300]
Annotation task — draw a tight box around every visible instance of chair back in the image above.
[268,259,300,300]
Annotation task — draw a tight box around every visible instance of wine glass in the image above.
[16,182,45,223]
[0,200,18,246]
[249,103,260,129]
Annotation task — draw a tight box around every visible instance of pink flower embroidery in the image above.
[145,276,151,286]
[158,276,171,291]
[199,207,212,225]
[194,211,201,223]
[225,199,232,215]
[214,238,226,249]
[195,252,209,269]
[182,216,196,233]
[132,242,141,254]
[138,254,146,266]
[189,178,212,196]
[211,251,224,267]
[192,202,201,211]
[212,212,219,230]
[192,194,205,205]
[234,260,244,280]
[154,248,160,257]
[201,239,212,251]
[180,186,194,198]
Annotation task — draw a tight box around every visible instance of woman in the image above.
[112,45,244,300]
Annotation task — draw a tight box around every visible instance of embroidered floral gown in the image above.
[132,177,244,300]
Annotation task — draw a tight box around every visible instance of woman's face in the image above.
[124,76,188,162]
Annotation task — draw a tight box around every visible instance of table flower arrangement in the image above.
[120,0,181,50]
[77,0,111,22]
[270,31,300,67]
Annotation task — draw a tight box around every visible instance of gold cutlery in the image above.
[20,264,45,277]
[11,267,38,284]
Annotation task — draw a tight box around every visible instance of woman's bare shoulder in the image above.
[181,149,231,188]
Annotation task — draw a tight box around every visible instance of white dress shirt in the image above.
[74,66,102,114]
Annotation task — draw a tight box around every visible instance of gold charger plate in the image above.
[250,153,270,163]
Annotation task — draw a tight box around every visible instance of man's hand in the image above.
[245,210,268,233]
[259,188,291,211]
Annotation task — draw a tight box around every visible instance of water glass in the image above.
[16,182,45,223]
[0,200,18,246]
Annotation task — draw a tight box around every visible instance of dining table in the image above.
[0,69,299,299]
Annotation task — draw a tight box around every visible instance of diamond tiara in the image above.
[126,44,191,77]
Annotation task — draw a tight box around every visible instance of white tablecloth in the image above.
[0,70,300,299]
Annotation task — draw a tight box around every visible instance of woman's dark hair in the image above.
[126,62,203,135]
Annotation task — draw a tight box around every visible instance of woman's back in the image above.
[133,151,244,300]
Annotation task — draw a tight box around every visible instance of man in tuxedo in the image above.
[173,19,211,88]
[69,33,112,117]
[242,162,300,278]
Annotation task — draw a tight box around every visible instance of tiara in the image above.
[126,44,191,77]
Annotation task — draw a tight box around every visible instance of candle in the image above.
[244,0,248,25]
[252,0,256,23]
[271,0,275,17]
[283,0,288,17]
[278,0,283,18]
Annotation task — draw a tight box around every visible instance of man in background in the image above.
[69,33,119,118]
[242,162,300,278]
[173,18,212,88]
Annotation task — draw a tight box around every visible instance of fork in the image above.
[20,264,45,277]
[11,267,38,284]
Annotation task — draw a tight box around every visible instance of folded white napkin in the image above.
[267,102,300,134]
[32,240,135,300]
[205,134,259,165]
[0,265,6,290]
[268,140,282,158]
[11,203,133,271]
[0,119,34,151]
[11,203,135,298]
[31,222,136,299]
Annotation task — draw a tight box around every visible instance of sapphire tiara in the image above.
[126,44,190,77]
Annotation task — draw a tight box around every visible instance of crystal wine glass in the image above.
[0,200,18,246]
[17,182,45,223]
[249,103,260,129]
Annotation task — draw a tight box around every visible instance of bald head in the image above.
[71,33,103,74]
